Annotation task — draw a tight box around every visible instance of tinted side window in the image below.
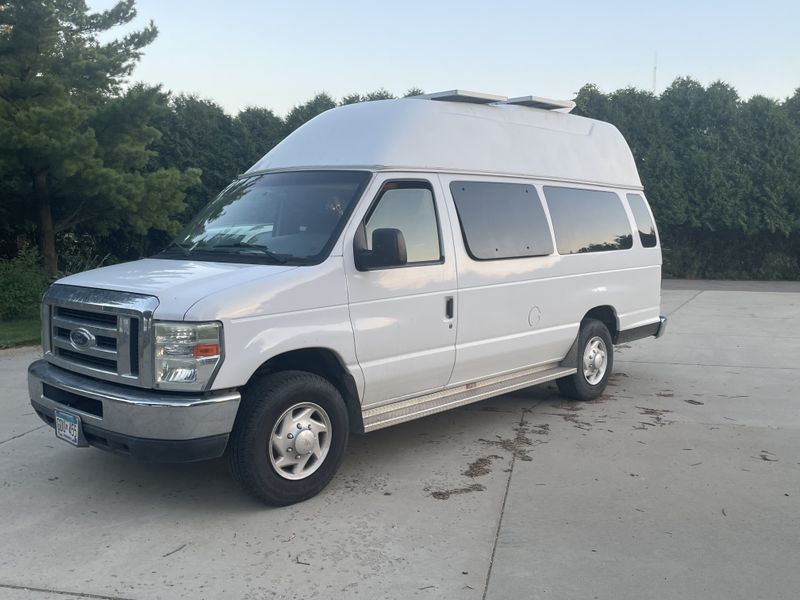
[450,181,553,260]
[544,186,633,254]
[626,194,658,248]
[365,182,442,264]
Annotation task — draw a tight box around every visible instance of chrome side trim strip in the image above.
[362,363,576,432]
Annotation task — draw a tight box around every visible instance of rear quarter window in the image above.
[450,181,553,260]
[544,186,633,254]
[626,193,658,248]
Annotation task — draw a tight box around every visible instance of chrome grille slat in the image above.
[52,315,118,337]
[56,347,117,372]
[52,337,119,359]
[42,285,159,388]
[117,316,133,377]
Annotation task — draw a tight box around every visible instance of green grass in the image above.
[0,316,41,348]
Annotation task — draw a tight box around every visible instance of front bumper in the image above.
[28,359,240,462]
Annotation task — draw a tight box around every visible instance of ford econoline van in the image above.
[28,91,666,505]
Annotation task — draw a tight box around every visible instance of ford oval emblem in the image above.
[69,328,96,350]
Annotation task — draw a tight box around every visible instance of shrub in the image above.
[662,228,800,280]
[57,232,112,275]
[0,246,49,321]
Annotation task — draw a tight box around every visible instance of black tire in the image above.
[556,318,613,401]
[227,370,349,506]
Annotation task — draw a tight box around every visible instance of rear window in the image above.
[626,193,658,248]
[544,186,633,254]
[450,181,553,260]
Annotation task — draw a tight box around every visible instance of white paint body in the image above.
[56,98,662,423]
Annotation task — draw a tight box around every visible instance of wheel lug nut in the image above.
[288,447,294,453]
[297,423,303,429]
[287,433,294,439]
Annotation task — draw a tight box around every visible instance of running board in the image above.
[362,364,576,432]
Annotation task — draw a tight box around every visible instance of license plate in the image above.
[54,409,81,446]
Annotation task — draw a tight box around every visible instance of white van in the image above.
[28,91,666,505]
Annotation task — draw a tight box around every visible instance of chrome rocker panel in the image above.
[362,363,577,432]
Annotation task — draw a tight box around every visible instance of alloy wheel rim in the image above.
[269,402,331,480]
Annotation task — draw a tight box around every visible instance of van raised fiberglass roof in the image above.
[246,92,642,189]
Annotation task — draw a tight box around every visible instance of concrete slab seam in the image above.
[0,425,46,446]
[665,290,703,316]
[481,407,529,600]
[0,582,137,600]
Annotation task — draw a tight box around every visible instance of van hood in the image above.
[55,258,296,320]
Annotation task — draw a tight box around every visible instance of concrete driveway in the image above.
[1,281,798,600]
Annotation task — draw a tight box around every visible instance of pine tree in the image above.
[0,0,198,274]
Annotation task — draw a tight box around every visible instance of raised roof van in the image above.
[28,91,666,505]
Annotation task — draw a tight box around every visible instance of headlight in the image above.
[154,321,223,390]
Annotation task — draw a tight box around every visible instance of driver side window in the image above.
[364,181,442,265]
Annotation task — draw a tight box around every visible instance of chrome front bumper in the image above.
[29,359,240,446]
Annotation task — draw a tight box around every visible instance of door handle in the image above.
[445,296,454,320]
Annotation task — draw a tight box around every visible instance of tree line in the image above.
[1,0,799,283]
[574,81,800,279]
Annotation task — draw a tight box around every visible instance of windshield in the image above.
[157,170,371,265]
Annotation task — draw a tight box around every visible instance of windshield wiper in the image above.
[160,241,191,256]
[206,243,289,264]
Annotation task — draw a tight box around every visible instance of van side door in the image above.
[344,175,457,407]
[443,177,567,385]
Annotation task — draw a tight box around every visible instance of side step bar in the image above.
[362,364,576,432]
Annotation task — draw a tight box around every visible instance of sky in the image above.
[88,0,800,117]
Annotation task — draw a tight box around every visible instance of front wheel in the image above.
[556,319,613,401]
[227,371,349,506]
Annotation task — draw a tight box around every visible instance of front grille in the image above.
[52,306,120,373]
[42,285,159,388]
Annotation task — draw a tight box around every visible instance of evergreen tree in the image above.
[0,0,198,274]
[236,106,284,168]
[340,89,396,105]
[148,95,240,216]
[284,92,336,134]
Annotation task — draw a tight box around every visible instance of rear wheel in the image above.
[227,370,349,506]
[556,319,613,401]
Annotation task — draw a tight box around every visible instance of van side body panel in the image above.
[439,174,661,388]
[341,173,459,407]
[171,172,662,411]
[201,172,662,405]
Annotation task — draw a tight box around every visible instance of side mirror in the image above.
[354,227,407,270]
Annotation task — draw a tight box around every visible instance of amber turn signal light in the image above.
[192,343,221,357]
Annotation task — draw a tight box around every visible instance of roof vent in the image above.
[414,89,508,104]
[502,96,576,113]
[410,90,576,113]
